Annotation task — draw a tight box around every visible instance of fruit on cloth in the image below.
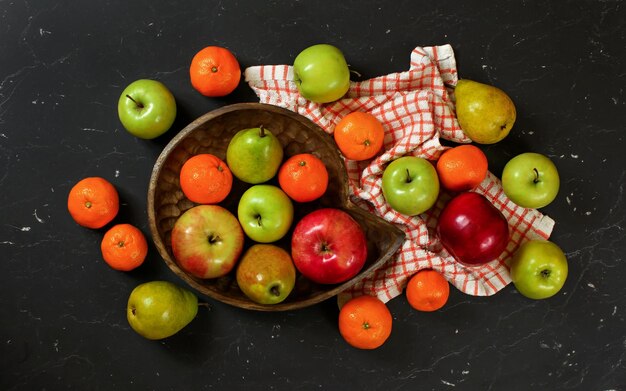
[437,192,510,266]
[190,46,241,97]
[291,208,367,285]
[179,154,233,204]
[67,177,119,229]
[127,281,198,340]
[101,224,148,271]
[237,185,293,243]
[381,156,440,216]
[338,295,392,350]
[171,205,244,279]
[333,111,385,161]
[278,153,329,202]
[436,144,488,192]
[117,79,176,139]
[293,44,350,103]
[236,244,296,305]
[455,79,516,144]
[226,126,283,184]
[502,152,560,209]
[509,240,568,300]
[405,269,450,312]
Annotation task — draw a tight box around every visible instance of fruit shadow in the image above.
[157,299,216,361]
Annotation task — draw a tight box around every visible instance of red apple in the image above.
[171,205,244,279]
[291,208,367,284]
[436,192,510,266]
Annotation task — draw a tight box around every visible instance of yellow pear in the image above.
[455,79,516,144]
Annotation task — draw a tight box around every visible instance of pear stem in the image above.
[198,302,211,310]
[259,124,266,138]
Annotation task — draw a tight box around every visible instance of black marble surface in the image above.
[2,1,625,390]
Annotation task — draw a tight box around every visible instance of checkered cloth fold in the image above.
[244,44,555,303]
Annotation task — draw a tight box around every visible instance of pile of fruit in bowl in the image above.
[147,103,405,311]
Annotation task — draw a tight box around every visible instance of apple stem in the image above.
[540,269,551,278]
[207,234,221,244]
[259,125,266,138]
[256,215,262,226]
[126,94,144,109]
[405,168,412,183]
[533,168,540,184]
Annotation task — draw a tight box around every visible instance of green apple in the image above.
[226,126,283,184]
[509,240,568,300]
[238,185,293,243]
[502,152,560,209]
[117,79,177,139]
[127,281,198,340]
[293,44,350,103]
[381,156,440,216]
[236,244,296,305]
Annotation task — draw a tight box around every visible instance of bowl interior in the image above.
[148,103,405,311]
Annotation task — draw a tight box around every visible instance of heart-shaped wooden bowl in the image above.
[148,103,405,311]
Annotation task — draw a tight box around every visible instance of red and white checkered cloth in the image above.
[244,44,555,303]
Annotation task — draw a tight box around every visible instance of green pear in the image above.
[455,79,516,144]
[226,126,283,184]
[127,281,198,340]
[236,244,296,305]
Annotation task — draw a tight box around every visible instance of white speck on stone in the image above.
[441,380,456,387]
[115,170,120,178]
[482,65,488,70]
[612,306,617,316]
[33,209,45,223]
[528,130,534,135]
[21,227,31,232]
[571,154,579,159]
[461,370,470,375]
[386,29,391,34]
[587,283,596,289]
[566,196,571,205]
[585,211,592,216]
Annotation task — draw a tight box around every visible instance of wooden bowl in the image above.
[147,103,405,311]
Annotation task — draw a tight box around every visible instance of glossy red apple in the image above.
[436,192,510,266]
[171,205,244,279]
[291,208,367,284]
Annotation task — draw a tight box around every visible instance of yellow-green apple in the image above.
[127,281,197,340]
[381,156,440,216]
[237,185,293,243]
[117,79,176,139]
[293,44,350,103]
[509,240,568,300]
[171,205,244,279]
[502,152,560,209]
[226,126,283,184]
[437,192,509,266]
[291,208,367,284]
[236,244,296,305]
